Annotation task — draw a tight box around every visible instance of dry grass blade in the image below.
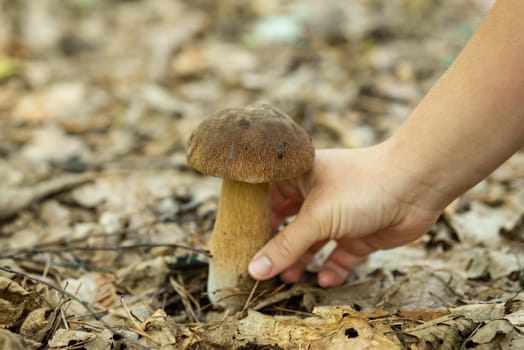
[241,280,259,314]
[121,297,160,345]
[169,276,201,322]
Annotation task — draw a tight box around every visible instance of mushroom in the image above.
[186,104,314,310]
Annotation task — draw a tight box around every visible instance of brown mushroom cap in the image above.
[186,104,315,183]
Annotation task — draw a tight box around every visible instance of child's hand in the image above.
[248,0,524,288]
[249,145,442,287]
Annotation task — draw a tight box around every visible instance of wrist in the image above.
[377,136,457,213]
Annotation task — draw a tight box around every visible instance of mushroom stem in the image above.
[208,179,271,309]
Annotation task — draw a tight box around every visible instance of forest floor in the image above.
[0,0,522,349]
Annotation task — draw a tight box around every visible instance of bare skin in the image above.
[248,0,524,287]
[208,180,271,309]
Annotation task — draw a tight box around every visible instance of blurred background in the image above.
[0,0,492,185]
[5,2,524,348]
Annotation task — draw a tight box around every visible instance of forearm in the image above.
[387,0,524,211]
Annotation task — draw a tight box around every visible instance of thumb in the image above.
[248,204,323,280]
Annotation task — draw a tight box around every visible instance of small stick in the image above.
[121,297,160,345]
[0,265,150,350]
[169,277,200,322]
[1,243,211,260]
[242,281,259,314]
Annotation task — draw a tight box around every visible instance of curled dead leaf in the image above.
[399,315,476,349]
[0,328,40,350]
[19,307,54,343]
[47,329,109,350]
[0,277,36,328]
[467,319,515,346]
[400,302,522,349]
[199,307,401,349]
[141,309,178,348]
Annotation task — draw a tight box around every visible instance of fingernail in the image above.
[248,255,272,278]
[318,270,332,288]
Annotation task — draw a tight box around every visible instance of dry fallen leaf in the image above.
[0,173,93,220]
[400,302,522,349]
[47,329,110,350]
[19,307,55,343]
[117,256,172,292]
[198,307,401,349]
[0,1,519,348]
[0,328,40,350]
[400,316,477,350]
[0,277,37,329]
[504,299,524,333]
[141,309,179,348]
[468,319,516,347]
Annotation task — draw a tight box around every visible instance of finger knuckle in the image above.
[271,233,295,257]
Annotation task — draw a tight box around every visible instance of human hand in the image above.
[248,0,524,288]
[248,144,445,287]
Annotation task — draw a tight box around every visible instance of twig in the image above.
[11,256,105,272]
[169,276,201,322]
[41,299,71,347]
[249,283,281,306]
[252,284,308,311]
[268,305,316,317]
[0,243,211,260]
[60,307,69,330]
[121,296,160,345]
[263,283,287,298]
[61,281,78,320]
[42,254,51,279]
[242,281,259,314]
[0,265,150,350]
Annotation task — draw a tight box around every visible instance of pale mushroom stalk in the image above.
[186,104,314,311]
[208,180,271,305]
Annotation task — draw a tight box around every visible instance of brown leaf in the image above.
[47,329,109,350]
[381,267,467,311]
[504,307,524,333]
[0,328,40,350]
[0,173,93,220]
[468,319,515,345]
[200,308,401,349]
[399,303,515,349]
[400,315,476,350]
[19,307,54,343]
[0,277,36,328]
[141,309,179,347]
[0,298,26,329]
